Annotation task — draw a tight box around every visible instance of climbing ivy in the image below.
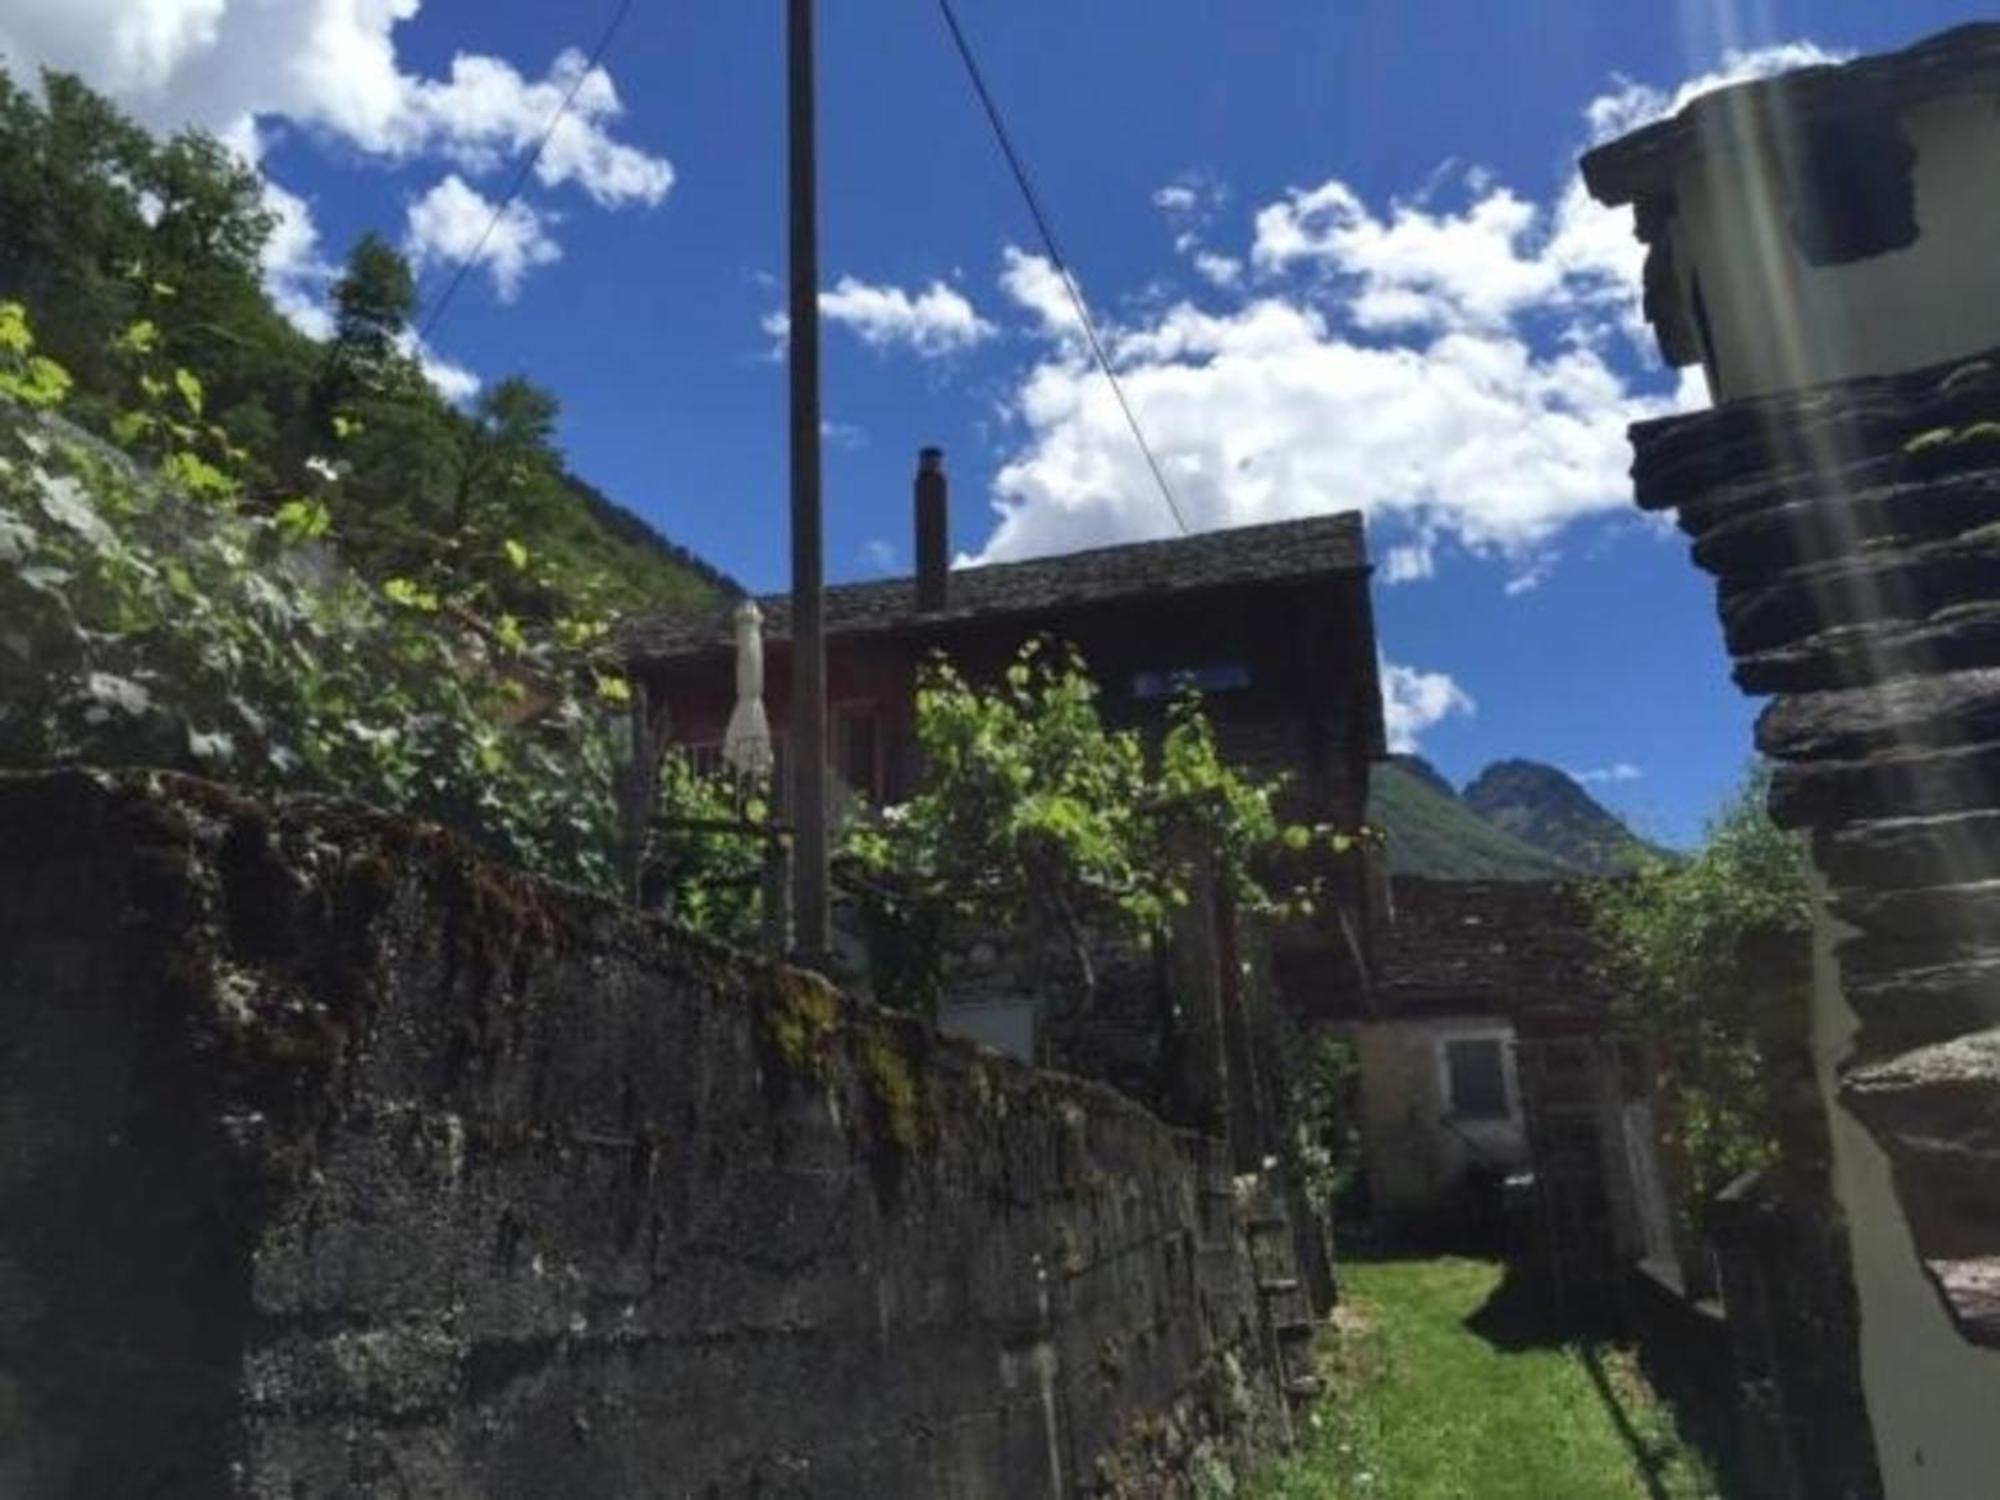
[0,301,625,892]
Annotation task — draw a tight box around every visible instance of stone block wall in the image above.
[1630,352,2000,1338]
[0,771,1281,1498]
[1627,349,2000,1495]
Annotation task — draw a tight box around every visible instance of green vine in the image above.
[839,639,1371,1011]
[0,300,627,893]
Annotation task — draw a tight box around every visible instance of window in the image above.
[834,703,881,803]
[1442,1036,1511,1121]
[1785,110,1917,266]
[1131,662,1252,700]
[683,741,725,779]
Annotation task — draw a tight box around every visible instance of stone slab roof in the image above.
[623,511,1368,663]
[1373,877,1611,1029]
[1582,22,2000,207]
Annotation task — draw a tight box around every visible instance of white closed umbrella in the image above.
[722,598,774,779]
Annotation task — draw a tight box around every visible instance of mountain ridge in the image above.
[1462,758,1666,876]
[1368,754,1662,881]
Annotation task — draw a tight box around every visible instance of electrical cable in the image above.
[935,0,1191,536]
[415,0,639,344]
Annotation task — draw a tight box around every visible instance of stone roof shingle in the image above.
[623,511,1368,662]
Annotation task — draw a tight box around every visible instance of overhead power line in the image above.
[415,0,638,345]
[934,0,1190,537]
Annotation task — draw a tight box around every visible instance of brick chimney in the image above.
[914,446,948,612]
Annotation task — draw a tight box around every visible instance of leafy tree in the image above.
[1587,772,1804,1229]
[0,70,154,393]
[332,232,417,362]
[453,375,560,533]
[145,130,272,279]
[0,68,724,646]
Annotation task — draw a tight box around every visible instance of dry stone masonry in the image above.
[1623,351,2000,1348]
[0,770,1289,1497]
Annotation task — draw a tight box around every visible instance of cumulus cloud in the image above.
[1382,662,1474,753]
[1152,172,1226,221]
[969,43,1829,579]
[0,0,672,340]
[999,248,1083,341]
[1570,762,1643,785]
[258,177,335,338]
[1192,251,1243,289]
[1381,539,1436,585]
[764,277,997,359]
[977,292,1665,569]
[405,173,561,301]
[0,1,672,205]
[1248,175,1645,339]
[397,329,480,402]
[818,276,995,357]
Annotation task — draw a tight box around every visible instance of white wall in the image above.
[1810,879,2000,1499]
[1351,1017,1528,1219]
[1669,88,2000,400]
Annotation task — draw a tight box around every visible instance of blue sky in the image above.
[4,2,1992,846]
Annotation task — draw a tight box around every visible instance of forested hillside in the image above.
[0,68,730,621]
[1368,760,1574,880]
[1463,759,1667,875]
[0,68,736,894]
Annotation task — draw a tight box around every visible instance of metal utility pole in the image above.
[786,0,830,964]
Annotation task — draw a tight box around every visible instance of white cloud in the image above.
[1193,251,1243,289]
[1249,177,1637,336]
[758,308,792,360]
[1571,762,1643,785]
[861,538,896,573]
[976,292,1671,572]
[969,44,1828,582]
[400,48,672,208]
[1152,172,1226,221]
[1381,539,1436,585]
[821,418,865,449]
[0,3,673,207]
[764,278,997,359]
[999,247,1083,340]
[818,276,994,357]
[0,0,672,335]
[1381,661,1474,753]
[405,173,561,301]
[393,329,480,402]
[258,177,334,337]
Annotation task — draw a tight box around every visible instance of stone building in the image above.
[1350,879,1609,1225]
[1341,875,1668,1317]
[1584,23,2000,1498]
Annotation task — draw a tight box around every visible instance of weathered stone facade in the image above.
[0,770,1289,1498]
[1626,353,2000,1348]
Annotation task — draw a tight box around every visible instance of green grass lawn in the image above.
[1247,1258,1717,1500]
